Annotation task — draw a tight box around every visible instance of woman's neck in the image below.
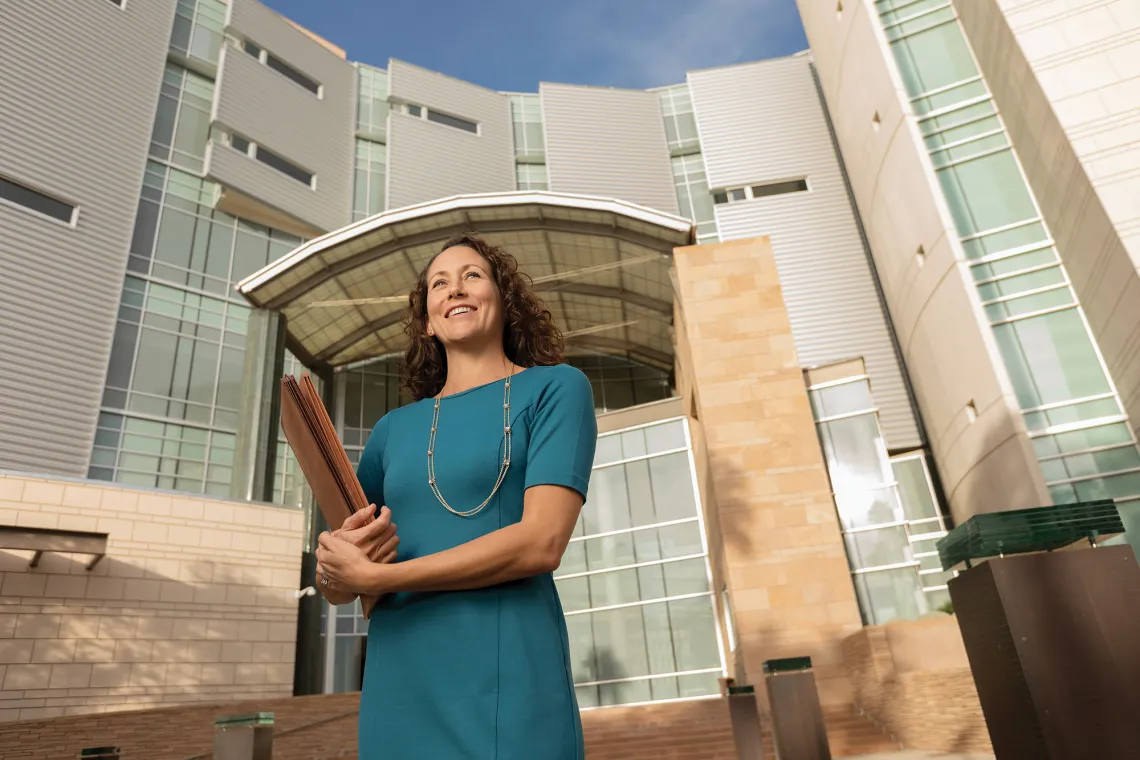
[441,348,519,396]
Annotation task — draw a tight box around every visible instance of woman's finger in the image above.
[379,549,397,564]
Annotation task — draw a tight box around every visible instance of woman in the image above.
[315,233,597,760]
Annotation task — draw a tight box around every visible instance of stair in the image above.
[760,704,901,759]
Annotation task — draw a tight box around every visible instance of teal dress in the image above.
[354,364,597,760]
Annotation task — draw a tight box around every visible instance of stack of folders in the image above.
[280,373,379,617]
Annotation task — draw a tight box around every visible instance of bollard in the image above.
[763,657,830,760]
[719,678,766,758]
[214,712,275,760]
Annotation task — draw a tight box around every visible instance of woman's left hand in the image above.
[316,532,380,595]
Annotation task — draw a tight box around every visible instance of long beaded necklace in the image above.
[426,365,515,517]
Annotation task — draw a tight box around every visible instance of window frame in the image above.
[241,38,323,98]
[0,175,79,227]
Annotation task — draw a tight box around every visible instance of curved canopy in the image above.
[237,191,695,371]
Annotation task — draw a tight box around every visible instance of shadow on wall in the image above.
[0,544,297,724]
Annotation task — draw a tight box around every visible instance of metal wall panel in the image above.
[690,57,921,449]
[540,84,679,215]
[216,1,354,232]
[387,59,515,209]
[0,0,175,476]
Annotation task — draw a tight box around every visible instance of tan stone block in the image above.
[16,511,59,530]
[99,488,138,512]
[158,581,194,604]
[206,619,239,641]
[225,584,258,607]
[21,481,65,506]
[48,664,92,689]
[95,517,135,541]
[265,663,293,684]
[136,617,174,641]
[113,640,152,663]
[261,508,301,532]
[171,619,208,641]
[143,557,181,580]
[136,494,173,517]
[186,641,222,663]
[259,534,291,556]
[123,578,162,602]
[176,526,202,546]
[251,645,280,664]
[167,663,201,686]
[74,640,115,663]
[193,583,227,605]
[150,640,187,662]
[235,663,267,685]
[44,574,87,599]
[14,614,60,639]
[90,663,130,688]
[129,663,167,687]
[19,706,64,720]
[201,500,235,524]
[31,640,76,664]
[98,616,138,640]
[180,560,214,583]
[267,622,296,643]
[200,663,234,685]
[0,615,15,639]
[221,642,253,662]
[0,640,33,664]
[4,663,50,690]
[131,521,169,544]
[87,577,126,600]
[199,528,232,549]
[237,620,268,642]
[170,498,204,521]
[61,486,102,510]
[2,573,46,598]
[0,477,24,502]
[255,586,289,608]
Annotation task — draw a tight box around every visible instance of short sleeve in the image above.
[355,414,389,507]
[524,366,598,501]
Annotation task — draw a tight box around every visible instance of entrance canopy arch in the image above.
[237,191,695,373]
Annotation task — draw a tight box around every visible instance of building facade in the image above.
[0,0,1136,731]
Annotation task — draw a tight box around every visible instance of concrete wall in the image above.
[796,0,1050,522]
[0,474,303,722]
[672,236,864,706]
[843,618,991,754]
[954,0,1140,455]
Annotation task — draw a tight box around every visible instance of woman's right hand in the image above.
[333,504,399,564]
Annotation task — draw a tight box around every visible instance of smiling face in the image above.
[424,245,504,349]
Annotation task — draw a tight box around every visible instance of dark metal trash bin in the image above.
[719,678,765,758]
[214,712,275,760]
[763,657,831,760]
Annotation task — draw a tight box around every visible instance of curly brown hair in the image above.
[400,234,564,400]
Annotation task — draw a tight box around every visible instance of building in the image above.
[0,0,1135,753]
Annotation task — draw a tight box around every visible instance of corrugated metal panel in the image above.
[540,84,679,215]
[387,59,515,209]
[216,2,354,232]
[0,0,174,476]
[690,57,921,449]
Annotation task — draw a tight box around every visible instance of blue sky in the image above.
[262,0,808,92]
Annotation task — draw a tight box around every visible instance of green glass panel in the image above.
[888,20,977,98]
[983,286,1073,321]
[961,222,1049,260]
[937,150,1037,238]
[977,265,1064,301]
[971,247,1056,281]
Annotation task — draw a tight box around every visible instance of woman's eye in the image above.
[465,271,480,279]
[432,279,446,288]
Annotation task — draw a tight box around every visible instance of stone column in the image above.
[672,236,863,706]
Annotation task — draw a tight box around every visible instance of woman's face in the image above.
[424,245,504,349]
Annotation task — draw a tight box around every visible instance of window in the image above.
[150,63,215,173]
[225,133,314,187]
[356,65,389,138]
[657,85,700,156]
[403,102,478,134]
[0,175,76,224]
[509,94,545,160]
[242,39,321,96]
[712,178,809,205]
[670,155,717,241]
[515,163,548,192]
[352,138,386,221]
[170,0,226,66]
[106,0,124,6]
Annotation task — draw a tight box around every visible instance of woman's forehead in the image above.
[428,245,487,276]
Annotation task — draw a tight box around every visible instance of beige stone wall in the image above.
[954,0,1140,454]
[796,0,1049,524]
[0,473,303,722]
[843,619,992,754]
[671,236,863,706]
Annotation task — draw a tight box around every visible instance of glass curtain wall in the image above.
[808,374,951,624]
[557,417,724,707]
[656,85,718,243]
[352,65,388,222]
[89,10,305,501]
[874,1,1140,523]
[509,94,550,190]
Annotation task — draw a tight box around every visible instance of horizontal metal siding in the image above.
[216,4,354,232]
[690,57,921,449]
[387,59,515,209]
[540,84,679,215]
[0,0,174,476]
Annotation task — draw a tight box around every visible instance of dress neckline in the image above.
[438,365,535,400]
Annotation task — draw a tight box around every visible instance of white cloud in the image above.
[549,0,804,89]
